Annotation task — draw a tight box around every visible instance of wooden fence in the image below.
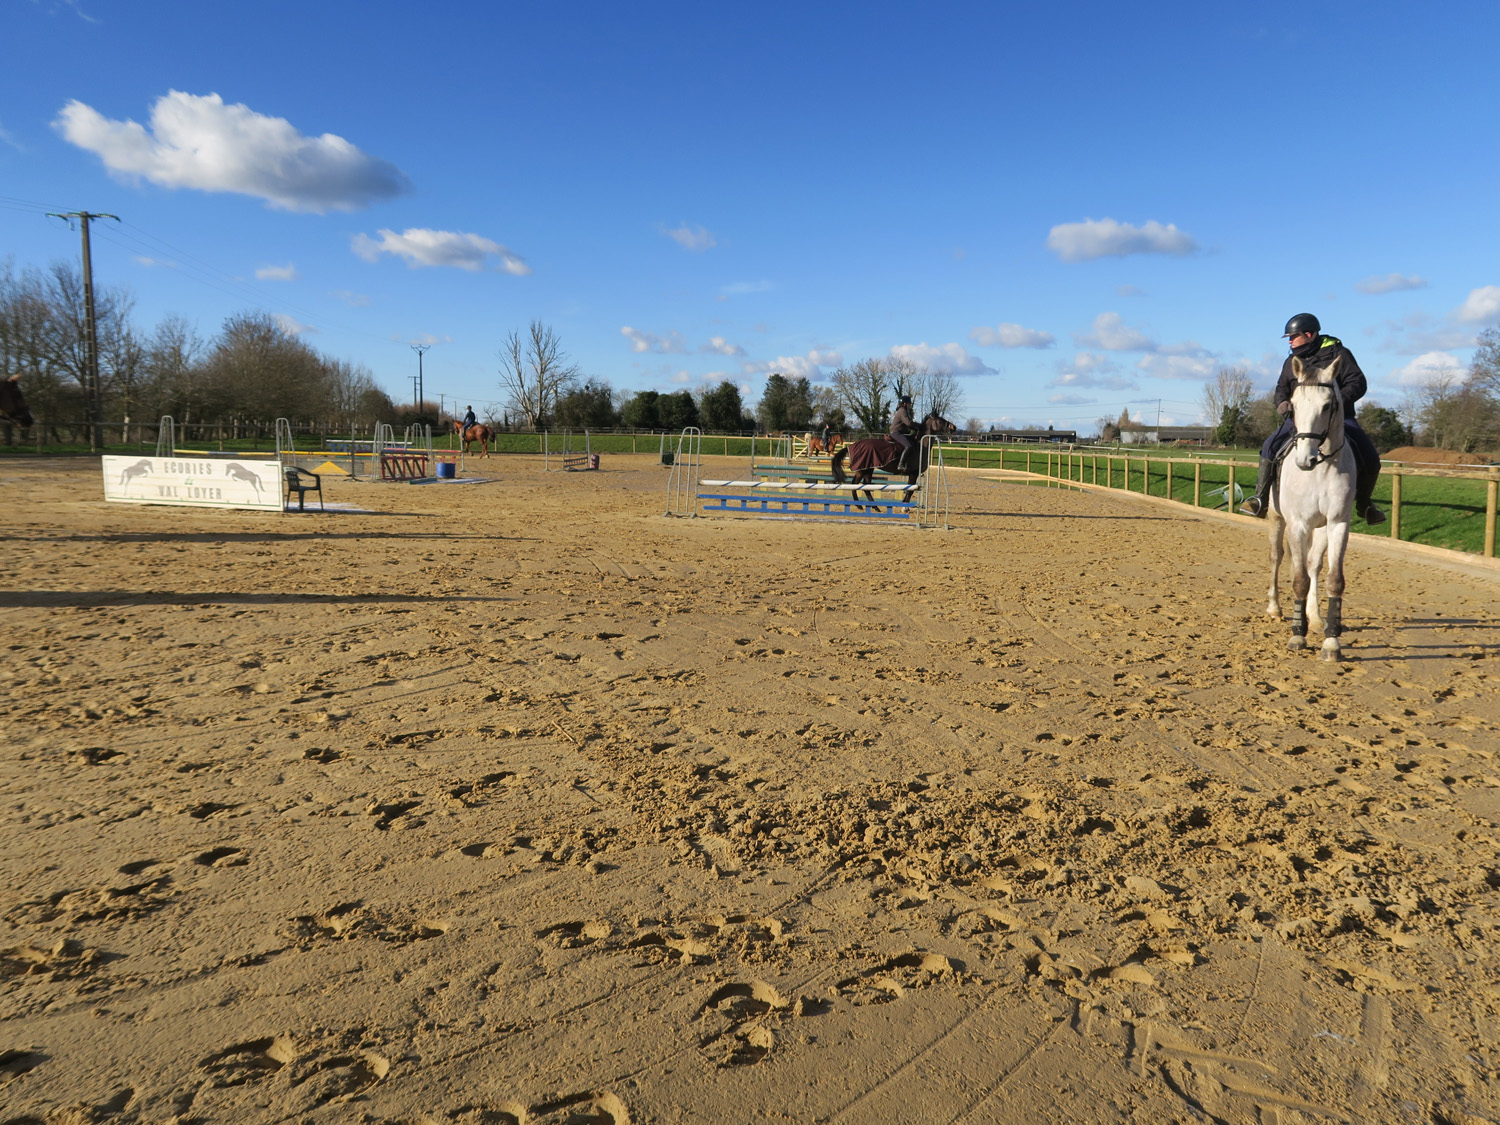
[1001,447,1500,559]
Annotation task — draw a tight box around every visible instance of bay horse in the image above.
[452,420,492,457]
[1265,357,1355,661]
[830,411,956,508]
[1,375,34,427]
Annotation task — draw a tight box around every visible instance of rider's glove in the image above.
[1277,400,1293,417]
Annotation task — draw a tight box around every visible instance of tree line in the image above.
[0,258,397,441]
[2,257,971,443]
[497,329,967,436]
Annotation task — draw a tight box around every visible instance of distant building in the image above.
[982,429,1078,444]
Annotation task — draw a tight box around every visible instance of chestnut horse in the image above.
[452,420,493,457]
[0,375,34,427]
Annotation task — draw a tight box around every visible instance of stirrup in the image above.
[1239,495,1265,517]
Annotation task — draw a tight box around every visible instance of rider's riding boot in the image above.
[1354,474,1386,525]
[1239,456,1274,517]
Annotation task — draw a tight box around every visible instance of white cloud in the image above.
[888,342,994,376]
[969,322,1055,349]
[352,228,530,274]
[0,119,22,151]
[330,289,370,307]
[1048,393,1098,405]
[662,223,716,252]
[409,333,452,346]
[1134,353,1217,381]
[273,314,315,336]
[1075,311,1156,351]
[1454,285,1500,324]
[621,326,688,354]
[744,348,843,379]
[1386,351,1468,387]
[1047,218,1198,262]
[255,262,299,282]
[132,255,176,269]
[700,335,745,356]
[1052,368,1137,392]
[1116,284,1146,297]
[1356,272,1426,295]
[55,91,410,213]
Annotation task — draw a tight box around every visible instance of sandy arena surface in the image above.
[3,454,1499,1125]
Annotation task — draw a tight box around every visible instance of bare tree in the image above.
[1471,326,1500,396]
[1200,365,1254,426]
[919,369,965,420]
[1404,365,1500,452]
[498,320,579,429]
[830,358,893,433]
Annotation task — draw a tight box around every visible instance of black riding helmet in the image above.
[1283,312,1320,338]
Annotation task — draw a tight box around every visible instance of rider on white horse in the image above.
[1241,313,1385,524]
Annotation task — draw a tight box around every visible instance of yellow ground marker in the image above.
[313,460,350,475]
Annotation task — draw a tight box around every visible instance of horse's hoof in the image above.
[1319,642,1342,662]
[1286,636,1306,652]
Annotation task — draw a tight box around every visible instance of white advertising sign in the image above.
[102,456,284,511]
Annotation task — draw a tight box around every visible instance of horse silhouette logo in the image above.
[119,459,152,486]
[225,463,262,495]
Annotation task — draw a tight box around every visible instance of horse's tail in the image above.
[831,448,848,484]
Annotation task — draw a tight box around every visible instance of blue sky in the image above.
[3,0,1497,428]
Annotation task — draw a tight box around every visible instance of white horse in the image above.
[1265,357,1355,661]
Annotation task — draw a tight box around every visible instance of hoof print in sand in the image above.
[200,1036,296,1088]
[290,1049,390,1106]
[537,919,612,948]
[698,982,790,1067]
[524,1090,631,1124]
[289,902,449,945]
[194,846,247,868]
[1,937,104,982]
[1,1047,47,1085]
[833,951,960,1005]
[699,979,790,1020]
[10,877,175,926]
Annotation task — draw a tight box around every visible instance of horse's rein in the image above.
[1294,382,1345,468]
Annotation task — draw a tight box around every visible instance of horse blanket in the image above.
[846,436,901,474]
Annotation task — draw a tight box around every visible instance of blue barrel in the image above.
[436,460,456,479]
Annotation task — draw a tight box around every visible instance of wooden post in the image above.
[1092,454,1098,485]
[1486,475,1497,558]
[1390,472,1403,539]
[1193,460,1201,508]
[1166,458,1173,502]
[1026,449,1032,474]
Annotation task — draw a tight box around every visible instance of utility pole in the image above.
[409,374,421,407]
[48,210,119,452]
[410,343,431,414]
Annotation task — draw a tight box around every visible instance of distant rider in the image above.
[1240,313,1385,524]
[461,405,477,437]
[889,394,917,473]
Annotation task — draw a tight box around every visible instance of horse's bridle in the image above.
[1293,381,1345,469]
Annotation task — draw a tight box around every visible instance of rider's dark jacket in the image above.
[1274,335,1367,410]
[889,403,915,436]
